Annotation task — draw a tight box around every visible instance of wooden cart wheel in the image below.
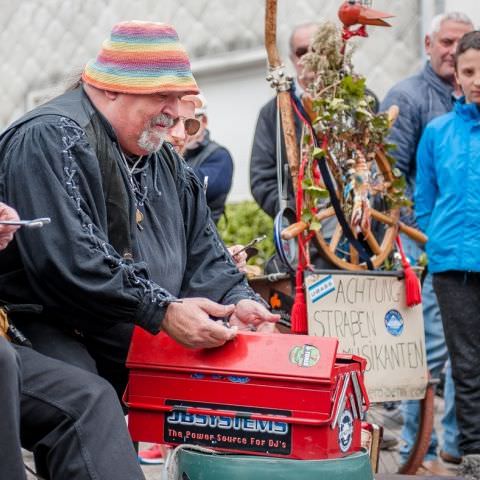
[280,114,427,270]
[311,148,426,270]
[313,203,400,271]
[281,145,412,271]
[311,120,401,270]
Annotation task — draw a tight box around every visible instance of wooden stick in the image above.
[370,208,427,244]
[362,229,382,255]
[315,207,335,222]
[329,224,343,253]
[375,149,394,183]
[281,221,308,240]
[265,0,300,192]
[350,243,359,265]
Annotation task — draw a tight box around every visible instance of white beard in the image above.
[137,128,167,154]
[137,113,174,154]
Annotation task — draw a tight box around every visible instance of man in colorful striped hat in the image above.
[0,20,277,411]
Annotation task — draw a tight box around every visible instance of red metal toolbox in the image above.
[125,328,369,460]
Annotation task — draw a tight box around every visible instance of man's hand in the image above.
[162,298,236,349]
[227,244,248,274]
[229,299,280,333]
[0,203,20,250]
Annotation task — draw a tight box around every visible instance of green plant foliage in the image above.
[217,201,275,270]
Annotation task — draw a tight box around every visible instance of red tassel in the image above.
[395,236,422,307]
[291,269,308,334]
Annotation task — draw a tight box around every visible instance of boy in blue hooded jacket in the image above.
[416,30,480,480]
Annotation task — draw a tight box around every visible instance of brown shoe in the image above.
[419,459,457,476]
[440,449,462,465]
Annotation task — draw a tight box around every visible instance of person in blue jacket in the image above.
[381,13,474,471]
[416,30,480,480]
[182,94,234,224]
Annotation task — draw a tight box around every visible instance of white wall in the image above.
[444,1,480,26]
[192,52,273,203]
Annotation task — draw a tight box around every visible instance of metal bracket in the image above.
[351,371,365,420]
[350,393,359,419]
[331,372,351,429]
[266,66,293,92]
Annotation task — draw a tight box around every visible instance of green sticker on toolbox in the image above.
[289,344,320,367]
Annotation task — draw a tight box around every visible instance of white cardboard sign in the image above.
[306,271,428,403]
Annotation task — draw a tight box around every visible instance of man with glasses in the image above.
[183,94,234,225]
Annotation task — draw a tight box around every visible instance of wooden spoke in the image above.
[370,208,427,244]
[375,149,394,183]
[329,223,343,253]
[315,207,335,223]
[281,221,308,240]
[350,243,359,265]
[362,229,382,256]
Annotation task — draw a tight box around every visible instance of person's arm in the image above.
[414,125,437,233]
[249,101,281,218]
[2,118,175,334]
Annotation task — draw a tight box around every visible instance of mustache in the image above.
[149,113,174,129]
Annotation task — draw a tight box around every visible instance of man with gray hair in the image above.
[381,11,474,474]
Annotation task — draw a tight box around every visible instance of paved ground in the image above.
[22,396,461,479]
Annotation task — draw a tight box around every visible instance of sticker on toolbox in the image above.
[308,274,335,303]
[164,400,292,455]
[338,409,354,452]
[289,344,320,368]
[190,373,251,383]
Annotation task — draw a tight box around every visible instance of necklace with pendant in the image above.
[135,209,144,224]
[119,150,145,227]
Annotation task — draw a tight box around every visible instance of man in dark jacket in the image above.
[381,12,473,474]
[0,21,277,400]
[183,95,234,224]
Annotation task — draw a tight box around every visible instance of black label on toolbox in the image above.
[164,400,292,455]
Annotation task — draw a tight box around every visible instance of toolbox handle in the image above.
[124,400,333,427]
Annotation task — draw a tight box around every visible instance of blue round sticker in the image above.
[384,309,404,337]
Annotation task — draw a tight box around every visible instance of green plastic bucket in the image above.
[172,448,374,480]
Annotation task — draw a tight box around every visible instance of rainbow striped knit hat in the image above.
[82,21,199,95]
